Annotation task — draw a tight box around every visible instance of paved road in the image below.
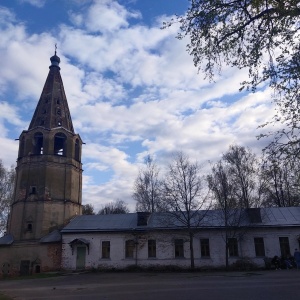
[0,270,299,300]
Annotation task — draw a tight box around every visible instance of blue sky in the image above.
[0,0,276,212]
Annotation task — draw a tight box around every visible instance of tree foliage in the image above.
[133,155,163,212]
[165,0,300,156]
[0,160,15,236]
[98,200,130,215]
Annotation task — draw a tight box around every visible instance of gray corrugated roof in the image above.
[61,207,300,234]
[40,229,61,243]
[0,234,14,245]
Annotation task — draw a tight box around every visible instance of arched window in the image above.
[18,137,25,158]
[54,133,67,156]
[75,139,80,161]
[33,132,43,155]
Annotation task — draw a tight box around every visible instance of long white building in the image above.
[61,207,300,270]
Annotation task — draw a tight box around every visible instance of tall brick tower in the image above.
[0,51,83,276]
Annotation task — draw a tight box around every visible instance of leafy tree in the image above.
[98,200,130,215]
[165,0,300,156]
[82,204,95,215]
[162,152,209,269]
[0,160,15,236]
[133,155,164,212]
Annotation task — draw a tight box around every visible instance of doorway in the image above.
[76,246,86,270]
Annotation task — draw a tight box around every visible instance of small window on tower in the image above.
[57,109,61,115]
[40,120,45,125]
[58,121,62,126]
[27,223,32,232]
[30,186,37,194]
[57,99,60,104]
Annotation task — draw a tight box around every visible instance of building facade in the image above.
[61,208,300,270]
[0,52,83,277]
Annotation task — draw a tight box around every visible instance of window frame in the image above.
[101,241,110,259]
[254,237,265,257]
[148,239,156,258]
[228,238,239,257]
[279,237,290,257]
[125,240,135,259]
[174,239,184,258]
[200,238,210,257]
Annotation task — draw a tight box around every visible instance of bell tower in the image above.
[7,51,83,241]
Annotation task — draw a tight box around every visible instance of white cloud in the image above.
[19,0,46,8]
[0,1,281,212]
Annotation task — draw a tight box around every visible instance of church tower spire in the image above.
[28,49,74,132]
[7,51,83,241]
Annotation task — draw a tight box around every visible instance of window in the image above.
[54,133,67,156]
[254,238,265,257]
[30,186,37,194]
[125,240,135,258]
[228,238,238,257]
[33,132,43,155]
[148,240,156,258]
[18,137,25,159]
[174,239,184,258]
[27,223,32,232]
[200,239,210,257]
[279,237,290,257]
[75,139,80,161]
[102,241,110,259]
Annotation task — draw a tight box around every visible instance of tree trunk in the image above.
[189,231,195,270]
[225,237,229,271]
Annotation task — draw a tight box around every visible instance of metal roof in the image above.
[61,207,300,234]
[0,234,14,246]
[39,229,62,243]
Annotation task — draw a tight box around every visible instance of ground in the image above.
[0,270,299,300]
